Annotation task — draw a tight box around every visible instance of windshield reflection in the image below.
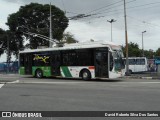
[112,50,125,71]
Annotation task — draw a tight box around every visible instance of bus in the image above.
[124,57,148,73]
[19,41,125,80]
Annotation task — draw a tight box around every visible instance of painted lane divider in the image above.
[0,80,19,84]
[0,84,4,88]
[0,80,19,89]
[8,80,19,84]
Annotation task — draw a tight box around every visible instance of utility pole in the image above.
[124,0,129,75]
[142,31,146,57]
[49,2,53,48]
[107,19,116,42]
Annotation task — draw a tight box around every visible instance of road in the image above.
[0,74,160,120]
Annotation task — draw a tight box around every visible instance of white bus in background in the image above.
[124,57,148,73]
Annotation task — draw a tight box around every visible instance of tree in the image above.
[0,28,6,56]
[62,32,78,44]
[7,3,68,49]
[122,42,156,59]
[155,48,160,56]
[0,29,23,63]
[144,49,155,59]
[122,42,141,57]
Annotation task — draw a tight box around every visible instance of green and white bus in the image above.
[19,41,125,80]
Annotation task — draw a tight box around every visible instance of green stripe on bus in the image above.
[61,66,72,77]
[19,67,25,75]
[32,66,51,77]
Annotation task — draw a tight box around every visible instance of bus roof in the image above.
[19,41,121,54]
[123,57,147,59]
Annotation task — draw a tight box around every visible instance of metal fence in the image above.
[0,61,19,74]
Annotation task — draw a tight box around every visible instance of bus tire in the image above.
[129,69,132,74]
[81,69,91,81]
[35,69,43,78]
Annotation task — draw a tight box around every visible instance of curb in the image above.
[123,76,160,80]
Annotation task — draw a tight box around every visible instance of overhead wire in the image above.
[86,0,123,14]
[127,15,160,29]
[91,0,136,15]
[94,1,160,16]
[67,0,130,19]
[80,1,160,23]
[67,0,160,32]
[68,0,136,20]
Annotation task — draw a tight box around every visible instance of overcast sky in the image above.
[0,0,160,61]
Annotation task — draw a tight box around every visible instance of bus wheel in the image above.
[129,69,132,74]
[36,69,43,78]
[81,70,91,81]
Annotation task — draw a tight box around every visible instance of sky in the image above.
[0,0,160,61]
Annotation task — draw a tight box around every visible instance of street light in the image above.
[142,31,146,57]
[107,19,116,42]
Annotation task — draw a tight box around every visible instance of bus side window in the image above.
[129,59,135,65]
[62,53,68,66]
[20,54,25,66]
[136,59,145,65]
[96,53,101,65]
[69,52,77,66]
[140,59,145,65]
[77,50,92,66]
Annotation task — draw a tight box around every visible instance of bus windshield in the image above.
[112,50,125,71]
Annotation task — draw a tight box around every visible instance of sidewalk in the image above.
[123,72,160,80]
[0,73,19,76]
[0,73,20,84]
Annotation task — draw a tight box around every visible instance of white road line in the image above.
[0,84,4,88]
[0,80,19,84]
[8,80,19,84]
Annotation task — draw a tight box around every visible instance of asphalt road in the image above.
[0,74,160,120]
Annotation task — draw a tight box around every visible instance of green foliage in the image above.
[122,42,155,59]
[62,32,78,44]
[7,2,68,49]
[122,42,141,57]
[0,28,6,56]
[144,50,155,59]
[155,48,160,56]
[0,29,23,59]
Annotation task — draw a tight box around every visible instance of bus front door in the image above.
[24,54,32,75]
[51,53,61,76]
[95,49,109,78]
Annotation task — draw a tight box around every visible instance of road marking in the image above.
[8,80,19,84]
[0,80,19,84]
[0,84,4,88]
